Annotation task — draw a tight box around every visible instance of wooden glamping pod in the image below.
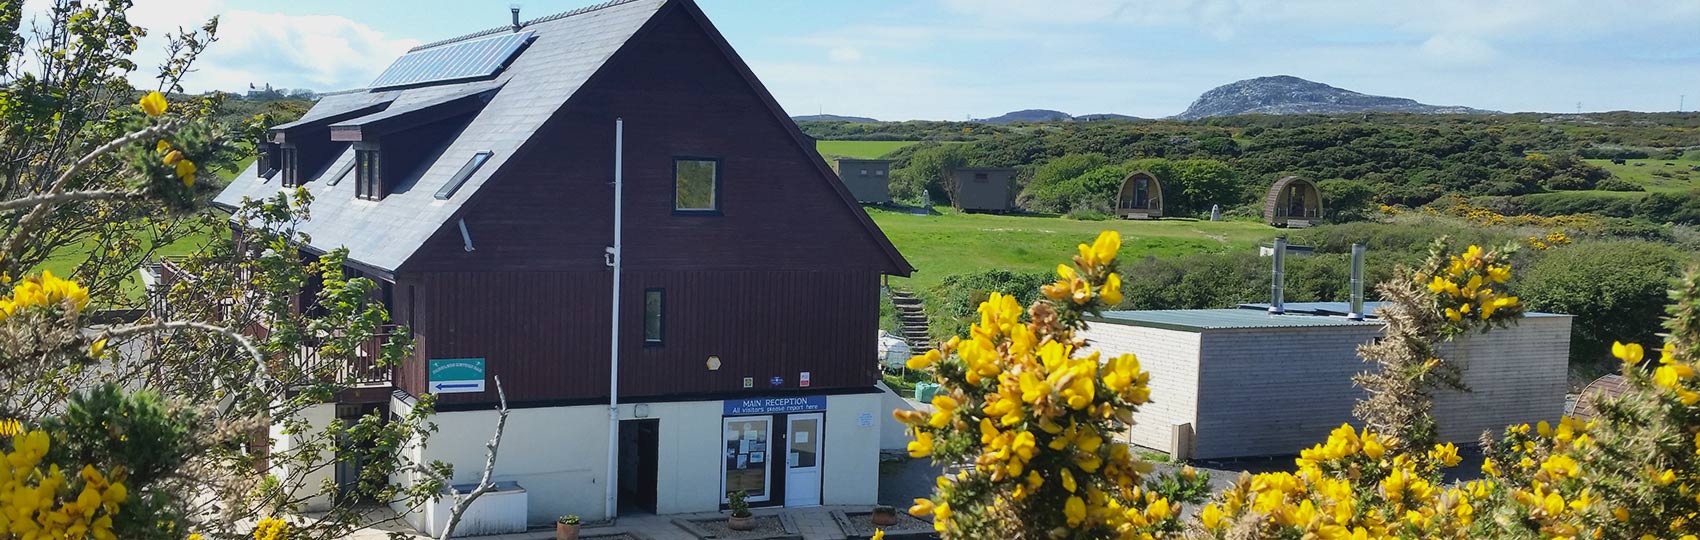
[1116,170,1163,219]
[1263,175,1324,227]
[951,167,1016,213]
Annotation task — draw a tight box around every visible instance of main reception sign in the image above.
[723,396,827,415]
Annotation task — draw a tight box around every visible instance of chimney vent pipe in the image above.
[1348,243,1366,320]
[1269,237,1287,314]
[510,5,522,31]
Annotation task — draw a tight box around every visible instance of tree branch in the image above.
[2,121,183,260]
[438,376,508,540]
[97,320,271,401]
[0,189,142,211]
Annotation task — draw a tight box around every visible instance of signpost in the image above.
[428,358,486,394]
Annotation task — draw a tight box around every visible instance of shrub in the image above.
[1317,179,1375,223]
[1518,241,1680,363]
[922,269,1052,339]
[1595,176,1646,191]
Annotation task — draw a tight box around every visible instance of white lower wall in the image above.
[269,402,336,512]
[878,382,918,451]
[1078,322,1202,454]
[389,391,883,530]
[823,393,882,506]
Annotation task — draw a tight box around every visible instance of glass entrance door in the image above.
[783,413,823,507]
[723,416,772,503]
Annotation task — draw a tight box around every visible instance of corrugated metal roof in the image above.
[214,0,669,273]
[1090,309,1385,331]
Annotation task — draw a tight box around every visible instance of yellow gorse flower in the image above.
[0,270,90,321]
[138,91,167,117]
[0,430,129,540]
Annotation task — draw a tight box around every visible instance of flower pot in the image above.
[728,514,757,531]
[556,522,580,540]
[871,511,899,526]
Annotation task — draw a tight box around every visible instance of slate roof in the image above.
[215,0,669,273]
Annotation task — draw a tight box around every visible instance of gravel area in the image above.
[837,512,934,539]
[682,515,794,540]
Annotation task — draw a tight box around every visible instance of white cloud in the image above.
[1418,34,1500,67]
[19,0,417,93]
[187,10,419,92]
[828,46,863,63]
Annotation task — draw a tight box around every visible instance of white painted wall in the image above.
[269,402,336,511]
[1078,322,1202,453]
[1432,315,1573,444]
[823,393,882,506]
[617,401,724,515]
[878,382,919,451]
[389,392,885,530]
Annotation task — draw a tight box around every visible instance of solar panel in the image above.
[369,31,534,90]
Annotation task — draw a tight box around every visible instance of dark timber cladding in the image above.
[387,0,909,405]
[213,0,912,409]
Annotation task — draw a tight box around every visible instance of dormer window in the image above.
[280,145,302,187]
[258,142,282,180]
[355,145,382,200]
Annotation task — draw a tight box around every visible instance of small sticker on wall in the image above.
[743,377,754,389]
[770,376,784,387]
[858,412,875,428]
[800,371,811,387]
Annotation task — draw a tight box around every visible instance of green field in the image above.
[866,206,1276,290]
[1587,157,1700,193]
[815,140,920,160]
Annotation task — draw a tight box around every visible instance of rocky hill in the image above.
[975,109,1074,123]
[1175,76,1494,120]
[791,114,878,123]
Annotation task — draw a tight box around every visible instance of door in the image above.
[783,413,823,507]
[618,419,659,514]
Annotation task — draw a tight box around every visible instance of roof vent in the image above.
[1268,237,1287,315]
[1348,243,1367,320]
[510,5,522,31]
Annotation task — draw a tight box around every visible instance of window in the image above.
[280,146,300,187]
[674,158,719,212]
[643,289,664,345]
[875,169,885,176]
[355,146,382,200]
[974,172,989,182]
[435,151,493,200]
[722,417,772,503]
[858,169,868,176]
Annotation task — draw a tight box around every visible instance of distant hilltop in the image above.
[791,114,879,123]
[973,109,1143,123]
[1175,75,1495,120]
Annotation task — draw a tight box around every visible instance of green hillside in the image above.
[1586,157,1700,193]
[866,207,1274,290]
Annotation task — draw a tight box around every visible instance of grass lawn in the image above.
[1587,157,1700,193]
[815,140,920,160]
[867,206,1277,290]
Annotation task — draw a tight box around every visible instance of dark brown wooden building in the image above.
[215,0,911,525]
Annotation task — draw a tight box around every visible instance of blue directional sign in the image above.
[428,358,486,394]
[724,396,827,415]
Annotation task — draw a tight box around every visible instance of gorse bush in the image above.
[902,230,1700,540]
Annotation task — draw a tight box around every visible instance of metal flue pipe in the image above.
[1348,243,1366,320]
[1268,237,1287,315]
[605,118,623,521]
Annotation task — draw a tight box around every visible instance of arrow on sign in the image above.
[435,383,481,391]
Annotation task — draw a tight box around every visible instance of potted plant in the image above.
[871,505,899,526]
[556,515,581,540]
[727,490,756,531]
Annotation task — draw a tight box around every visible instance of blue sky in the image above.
[62,0,1700,119]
